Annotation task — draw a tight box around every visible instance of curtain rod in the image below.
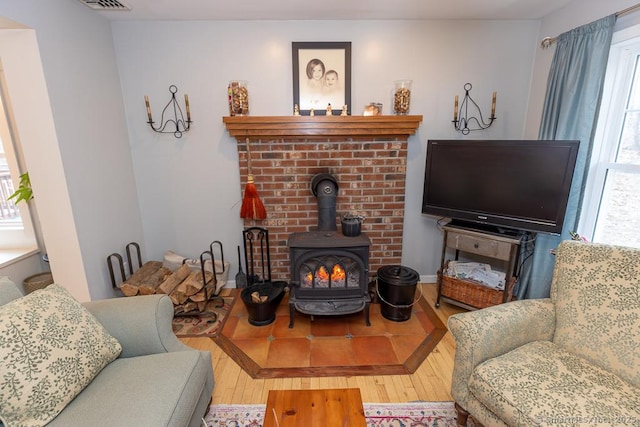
[540,2,640,49]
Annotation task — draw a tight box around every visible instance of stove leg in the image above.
[364,302,371,326]
[288,304,295,328]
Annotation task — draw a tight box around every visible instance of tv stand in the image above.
[448,220,524,238]
[436,223,522,310]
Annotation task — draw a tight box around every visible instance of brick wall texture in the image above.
[238,137,408,282]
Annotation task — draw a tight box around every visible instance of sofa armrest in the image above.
[0,276,23,305]
[83,294,190,358]
[447,298,556,407]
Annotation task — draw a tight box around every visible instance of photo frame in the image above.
[292,42,351,116]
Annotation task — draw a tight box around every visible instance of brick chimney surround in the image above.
[223,115,423,282]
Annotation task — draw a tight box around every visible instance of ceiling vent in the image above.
[77,0,131,11]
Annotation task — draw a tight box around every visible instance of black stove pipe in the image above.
[311,173,338,232]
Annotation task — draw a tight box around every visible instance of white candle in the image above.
[185,94,191,121]
[454,95,459,122]
[144,95,152,121]
[491,92,497,117]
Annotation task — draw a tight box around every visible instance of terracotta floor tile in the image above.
[412,303,425,314]
[229,295,247,316]
[414,311,437,335]
[389,334,425,362]
[351,336,399,365]
[220,313,239,336]
[274,300,289,316]
[272,314,311,338]
[310,337,356,366]
[215,292,447,378]
[309,316,349,337]
[348,311,387,336]
[266,337,311,368]
[233,337,271,366]
[232,316,275,340]
[382,314,428,336]
[368,302,382,315]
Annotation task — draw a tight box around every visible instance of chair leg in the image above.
[454,402,469,427]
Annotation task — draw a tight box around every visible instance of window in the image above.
[582,26,640,249]
[0,134,19,224]
[0,61,37,251]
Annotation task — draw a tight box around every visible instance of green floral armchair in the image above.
[448,240,640,426]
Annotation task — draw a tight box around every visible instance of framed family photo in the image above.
[292,42,351,115]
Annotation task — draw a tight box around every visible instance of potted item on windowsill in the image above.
[22,272,54,294]
[7,172,33,204]
[8,172,53,293]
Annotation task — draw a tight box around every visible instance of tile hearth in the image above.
[213,287,446,379]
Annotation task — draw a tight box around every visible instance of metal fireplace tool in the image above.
[241,227,287,325]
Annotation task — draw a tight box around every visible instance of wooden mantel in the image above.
[222,115,422,141]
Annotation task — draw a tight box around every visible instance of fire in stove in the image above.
[301,257,360,289]
[304,266,340,288]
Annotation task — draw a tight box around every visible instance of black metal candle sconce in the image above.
[452,83,496,135]
[144,85,192,138]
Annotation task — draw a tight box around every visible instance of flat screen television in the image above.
[421,139,580,235]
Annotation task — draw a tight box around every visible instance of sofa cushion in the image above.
[551,241,640,388]
[469,340,640,426]
[46,351,210,427]
[0,276,22,306]
[0,284,122,427]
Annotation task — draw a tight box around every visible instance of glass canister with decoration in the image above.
[228,81,249,116]
[392,80,412,115]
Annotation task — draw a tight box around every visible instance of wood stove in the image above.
[287,173,371,327]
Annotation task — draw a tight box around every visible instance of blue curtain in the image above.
[517,15,616,300]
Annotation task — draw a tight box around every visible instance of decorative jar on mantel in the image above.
[228,80,249,116]
[393,80,412,115]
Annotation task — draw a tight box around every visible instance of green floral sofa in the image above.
[448,241,640,426]
[0,277,214,427]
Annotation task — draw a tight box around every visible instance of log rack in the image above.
[107,241,227,317]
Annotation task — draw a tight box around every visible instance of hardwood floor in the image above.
[179,283,466,404]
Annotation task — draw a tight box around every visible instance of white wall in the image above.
[0,24,90,300]
[5,0,625,292]
[0,1,144,300]
[112,19,540,279]
[524,0,640,138]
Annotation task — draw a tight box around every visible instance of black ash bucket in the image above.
[240,281,286,326]
[376,265,420,322]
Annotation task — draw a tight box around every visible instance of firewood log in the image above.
[171,270,214,302]
[157,263,191,294]
[169,292,180,306]
[185,270,214,296]
[120,284,139,297]
[251,291,268,303]
[251,291,261,303]
[189,289,207,303]
[138,266,172,295]
[120,261,165,297]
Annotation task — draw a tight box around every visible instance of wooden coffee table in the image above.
[263,388,366,426]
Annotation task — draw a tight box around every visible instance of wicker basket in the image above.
[23,272,54,294]
[437,261,515,309]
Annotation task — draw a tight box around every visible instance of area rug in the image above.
[172,291,235,338]
[203,401,462,426]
